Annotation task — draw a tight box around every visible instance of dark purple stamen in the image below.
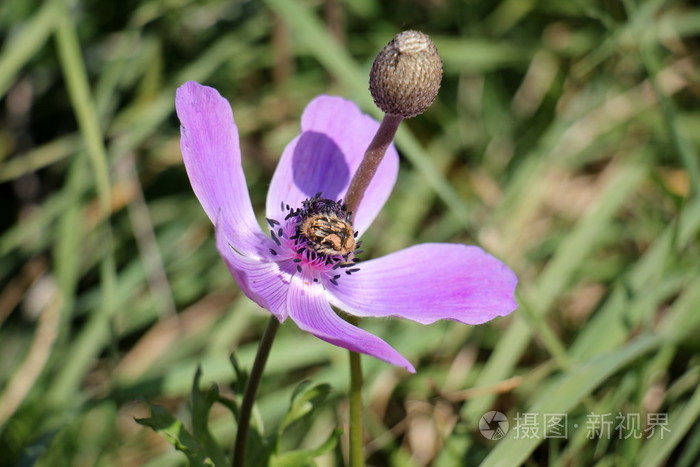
[266,218,280,227]
[296,265,302,273]
[277,228,284,238]
[270,230,281,245]
[269,248,277,255]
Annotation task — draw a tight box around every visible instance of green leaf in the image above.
[270,428,342,467]
[134,368,231,466]
[278,381,332,435]
[135,404,214,466]
[190,367,229,467]
[230,352,249,396]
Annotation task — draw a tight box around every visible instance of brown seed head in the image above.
[369,30,443,118]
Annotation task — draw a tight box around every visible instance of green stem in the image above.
[348,349,365,467]
[232,316,280,467]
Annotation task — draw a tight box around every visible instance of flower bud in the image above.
[369,30,443,118]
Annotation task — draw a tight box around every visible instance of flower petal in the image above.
[287,271,415,372]
[266,96,398,235]
[328,243,518,325]
[176,81,262,248]
[215,215,291,321]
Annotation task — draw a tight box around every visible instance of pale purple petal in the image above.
[265,96,398,235]
[327,244,518,325]
[176,81,263,249]
[287,271,415,372]
[215,215,290,321]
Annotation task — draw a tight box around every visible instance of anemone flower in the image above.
[176,81,517,372]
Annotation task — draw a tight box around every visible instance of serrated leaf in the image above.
[189,366,229,466]
[135,404,213,465]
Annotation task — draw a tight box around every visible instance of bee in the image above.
[301,214,356,257]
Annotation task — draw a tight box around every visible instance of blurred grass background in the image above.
[1,0,700,465]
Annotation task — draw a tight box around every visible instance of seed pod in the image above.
[369,30,443,118]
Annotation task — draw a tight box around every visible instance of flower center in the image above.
[267,193,362,285]
[299,198,356,256]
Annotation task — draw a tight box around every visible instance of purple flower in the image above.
[175,81,517,373]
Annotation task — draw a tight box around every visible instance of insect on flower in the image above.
[299,195,357,257]
[176,81,518,372]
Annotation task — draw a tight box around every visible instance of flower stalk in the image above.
[348,348,364,467]
[345,30,442,215]
[232,316,280,467]
[343,30,444,467]
[344,114,403,215]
